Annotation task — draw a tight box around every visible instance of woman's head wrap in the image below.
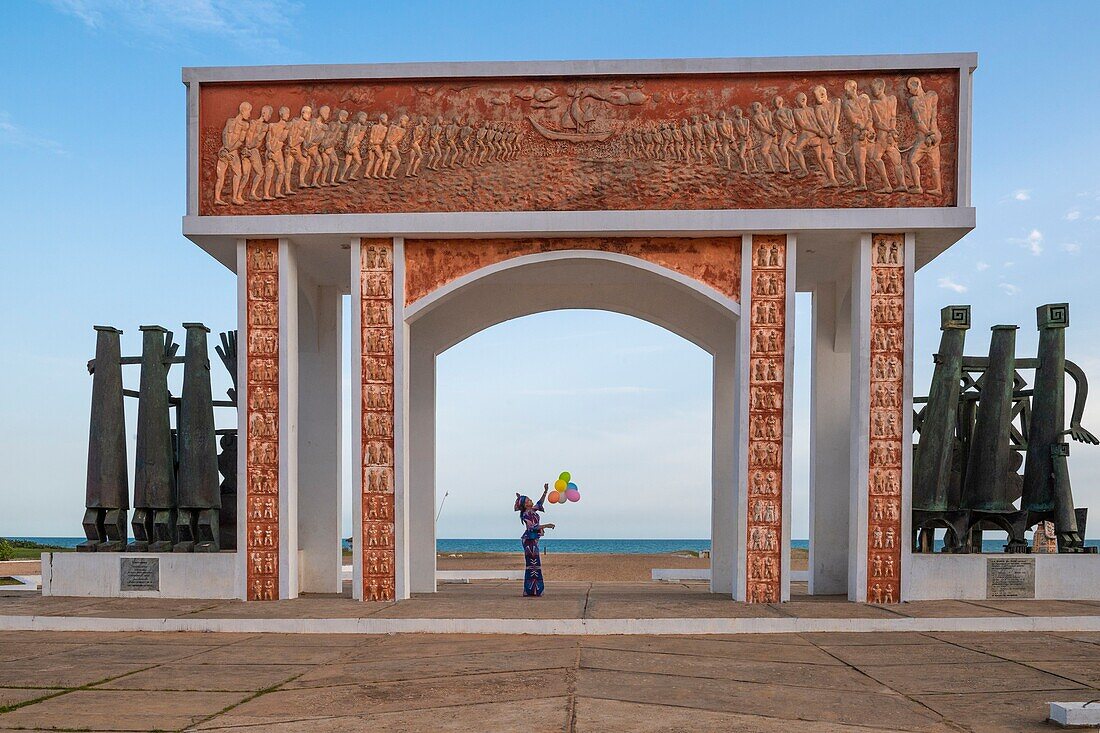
[514,493,529,512]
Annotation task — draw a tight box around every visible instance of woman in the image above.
[514,483,555,597]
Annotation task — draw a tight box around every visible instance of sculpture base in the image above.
[173,541,196,553]
[125,541,150,552]
[912,510,970,552]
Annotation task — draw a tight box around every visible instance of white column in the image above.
[809,274,852,595]
[780,235,796,602]
[278,238,300,600]
[409,333,437,592]
[710,338,737,595]
[350,239,364,601]
[900,233,916,601]
[848,235,873,602]
[392,236,411,600]
[235,239,248,600]
[297,281,343,594]
[735,234,752,602]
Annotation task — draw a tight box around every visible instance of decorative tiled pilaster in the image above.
[244,239,279,601]
[867,234,904,603]
[745,235,787,603]
[360,238,396,601]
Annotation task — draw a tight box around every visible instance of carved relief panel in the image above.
[245,239,279,601]
[404,237,741,306]
[746,235,786,604]
[360,238,396,602]
[867,234,904,604]
[198,71,958,216]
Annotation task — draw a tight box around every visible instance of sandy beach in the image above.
[437,549,809,582]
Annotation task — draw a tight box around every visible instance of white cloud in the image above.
[998,283,1020,296]
[1012,189,1031,201]
[1003,261,1015,268]
[1066,209,1082,221]
[1010,229,1043,256]
[45,0,298,52]
[975,261,990,271]
[1062,242,1081,254]
[0,111,66,155]
[937,276,968,293]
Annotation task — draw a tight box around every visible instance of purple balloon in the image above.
[565,488,580,502]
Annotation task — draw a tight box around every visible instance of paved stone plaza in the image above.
[2,625,1099,731]
[3,584,1100,730]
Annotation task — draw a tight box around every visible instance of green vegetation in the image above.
[0,538,72,560]
[0,577,21,586]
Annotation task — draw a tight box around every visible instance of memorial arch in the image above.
[174,53,974,604]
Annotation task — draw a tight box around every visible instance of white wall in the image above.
[42,552,239,599]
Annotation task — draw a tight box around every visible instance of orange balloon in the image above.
[547,490,560,504]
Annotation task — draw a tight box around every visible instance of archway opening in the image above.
[435,309,713,583]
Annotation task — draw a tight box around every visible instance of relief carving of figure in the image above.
[383,115,409,179]
[841,81,874,191]
[263,106,291,199]
[905,76,942,195]
[772,96,803,175]
[749,101,778,173]
[215,102,252,206]
[285,106,312,191]
[240,104,272,202]
[367,114,388,179]
[340,111,369,182]
[869,78,908,193]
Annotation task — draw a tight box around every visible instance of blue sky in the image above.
[1,1,1099,540]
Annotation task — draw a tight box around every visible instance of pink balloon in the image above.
[565,488,580,502]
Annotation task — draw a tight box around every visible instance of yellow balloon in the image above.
[547,490,560,504]
[554,479,567,491]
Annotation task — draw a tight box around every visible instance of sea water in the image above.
[12,537,1099,554]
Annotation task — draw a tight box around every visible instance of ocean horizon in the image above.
[8,536,1099,555]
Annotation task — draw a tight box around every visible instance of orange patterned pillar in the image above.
[865,234,909,603]
[742,234,794,603]
[358,238,397,601]
[244,239,279,601]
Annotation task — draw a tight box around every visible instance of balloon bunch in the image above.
[547,471,580,504]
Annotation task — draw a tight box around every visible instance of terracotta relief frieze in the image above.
[361,238,396,602]
[199,71,957,215]
[745,235,786,604]
[245,239,279,601]
[867,234,905,604]
[403,237,741,305]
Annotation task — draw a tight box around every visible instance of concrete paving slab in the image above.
[195,641,352,665]
[914,688,1085,733]
[965,599,1100,616]
[571,697,946,733]
[576,667,944,730]
[0,688,56,709]
[817,642,999,666]
[1021,658,1100,688]
[0,689,248,731]
[93,662,308,691]
[579,646,883,691]
[581,635,844,664]
[798,631,935,645]
[0,658,149,688]
[890,600,1018,618]
[198,668,569,724]
[38,641,220,665]
[198,696,570,732]
[285,647,577,688]
[349,634,581,661]
[773,601,903,619]
[853,660,1089,694]
[0,641,87,663]
[928,633,1100,662]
